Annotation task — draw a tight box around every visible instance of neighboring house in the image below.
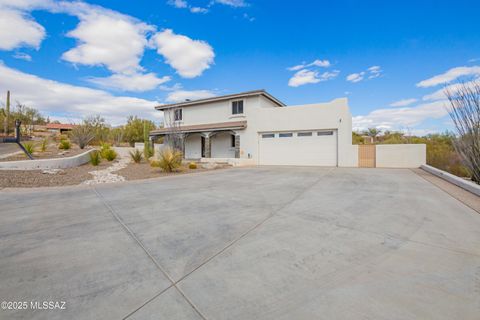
[150,90,358,167]
[46,123,76,134]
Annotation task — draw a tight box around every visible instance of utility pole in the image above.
[4,90,10,136]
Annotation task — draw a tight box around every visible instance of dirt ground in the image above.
[114,162,212,181]
[1,142,90,161]
[0,159,229,189]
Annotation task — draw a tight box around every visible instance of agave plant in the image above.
[150,147,182,172]
[129,149,143,163]
[22,141,35,154]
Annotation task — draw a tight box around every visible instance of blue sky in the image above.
[1,0,480,133]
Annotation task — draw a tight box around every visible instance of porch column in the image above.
[234,134,240,158]
[202,133,212,158]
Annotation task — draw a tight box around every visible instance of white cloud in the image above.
[389,98,417,107]
[0,8,45,50]
[0,62,161,125]
[87,72,171,92]
[422,79,478,101]
[151,29,215,78]
[416,66,480,88]
[352,100,449,131]
[288,69,321,87]
[287,59,330,71]
[58,2,154,75]
[13,52,32,61]
[165,89,216,103]
[368,65,382,79]
[346,72,365,83]
[190,6,208,13]
[214,0,247,7]
[288,69,339,87]
[310,59,331,67]
[168,0,188,8]
[167,0,208,13]
[347,66,382,83]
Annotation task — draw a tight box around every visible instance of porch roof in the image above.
[150,120,247,136]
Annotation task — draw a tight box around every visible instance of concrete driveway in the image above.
[1,167,479,319]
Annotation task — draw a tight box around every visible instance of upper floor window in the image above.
[174,109,182,121]
[232,100,244,115]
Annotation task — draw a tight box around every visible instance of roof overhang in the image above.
[155,90,285,110]
[150,121,247,136]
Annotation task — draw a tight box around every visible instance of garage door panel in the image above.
[259,130,337,166]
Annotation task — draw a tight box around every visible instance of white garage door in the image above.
[258,130,337,166]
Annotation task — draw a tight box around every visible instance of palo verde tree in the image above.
[445,81,480,183]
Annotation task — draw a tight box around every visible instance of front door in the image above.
[201,136,205,158]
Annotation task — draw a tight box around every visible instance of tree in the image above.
[363,128,381,142]
[163,107,184,151]
[352,132,365,144]
[70,125,95,149]
[83,115,110,144]
[446,81,480,183]
[109,126,125,146]
[123,116,156,147]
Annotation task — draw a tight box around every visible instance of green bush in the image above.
[23,141,35,154]
[150,147,182,172]
[129,149,143,163]
[89,151,101,166]
[58,139,71,150]
[102,148,117,161]
[188,162,197,169]
[40,138,48,152]
[99,142,112,158]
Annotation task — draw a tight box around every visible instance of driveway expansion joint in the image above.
[91,186,208,320]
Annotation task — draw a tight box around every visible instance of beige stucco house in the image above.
[150,90,359,167]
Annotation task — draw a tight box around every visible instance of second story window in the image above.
[174,109,182,121]
[232,100,244,115]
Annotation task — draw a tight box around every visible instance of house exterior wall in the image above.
[162,95,355,166]
[211,132,235,158]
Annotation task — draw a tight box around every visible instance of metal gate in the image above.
[358,144,376,168]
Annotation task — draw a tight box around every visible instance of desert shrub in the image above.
[89,150,101,166]
[40,138,48,152]
[70,125,94,149]
[129,149,143,163]
[101,148,117,161]
[23,141,35,154]
[124,116,156,147]
[150,147,182,172]
[99,142,112,157]
[58,139,71,150]
[188,162,197,169]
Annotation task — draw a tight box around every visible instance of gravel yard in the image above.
[0,143,90,161]
[0,162,111,188]
[0,157,229,188]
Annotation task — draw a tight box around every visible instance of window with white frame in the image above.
[174,109,182,121]
[279,133,293,138]
[262,133,275,138]
[232,100,244,115]
[317,131,333,136]
[297,132,313,137]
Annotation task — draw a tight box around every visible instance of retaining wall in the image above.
[0,149,96,170]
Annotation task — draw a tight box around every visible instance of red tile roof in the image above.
[46,123,76,130]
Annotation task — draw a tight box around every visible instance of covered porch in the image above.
[150,121,246,160]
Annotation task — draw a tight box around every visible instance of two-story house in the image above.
[150,90,357,167]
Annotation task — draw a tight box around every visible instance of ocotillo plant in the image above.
[143,120,151,159]
[4,90,10,136]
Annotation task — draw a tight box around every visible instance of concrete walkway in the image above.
[0,167,479,319]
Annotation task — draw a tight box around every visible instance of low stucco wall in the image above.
[421,164,480,196]
[200,157,255,167]
[0,149,96,170]
[376,144,426,168]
